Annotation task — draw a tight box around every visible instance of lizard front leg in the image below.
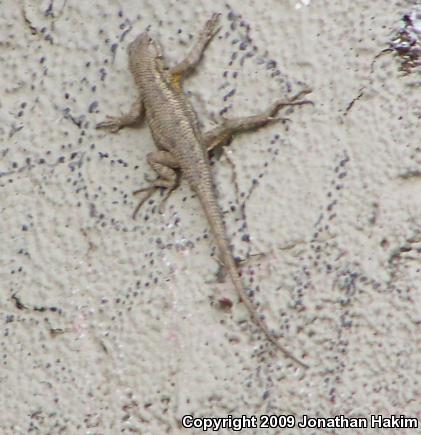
[170,13,221,80]
[96,98,144,132]
[132,150,180,218]
[203,90,312,151]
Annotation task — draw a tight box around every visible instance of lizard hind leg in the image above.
[132,150,180,218]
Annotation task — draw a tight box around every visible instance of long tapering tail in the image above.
[196,185,308,368]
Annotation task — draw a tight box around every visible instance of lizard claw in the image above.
[268,116,291,124]
[96,116,122,133]
[269,96,313,118]
[133,185,156,196]
[274,98,313,111]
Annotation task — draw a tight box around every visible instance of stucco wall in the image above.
[1,0,420,433]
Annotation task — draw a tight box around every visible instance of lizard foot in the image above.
[132,186,158,218]
[96,116,123,133]
[204,13,222,39]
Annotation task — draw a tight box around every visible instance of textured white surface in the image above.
[1,0,420,434]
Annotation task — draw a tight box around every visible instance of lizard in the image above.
[96,13,311,368]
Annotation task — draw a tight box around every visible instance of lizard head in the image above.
[128,32,165,68]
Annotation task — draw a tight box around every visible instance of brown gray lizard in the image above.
[97,13,311,368]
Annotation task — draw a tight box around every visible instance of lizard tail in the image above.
[196,186,308,369]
